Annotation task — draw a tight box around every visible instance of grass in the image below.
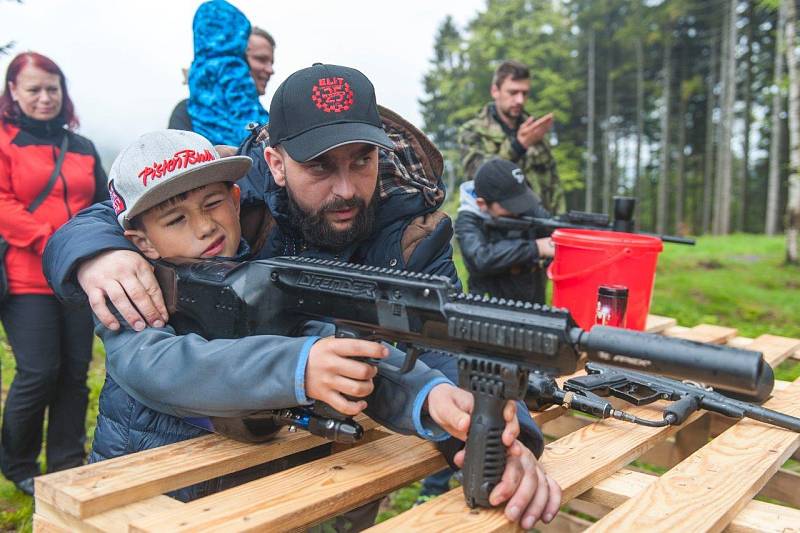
[2,233,800,530]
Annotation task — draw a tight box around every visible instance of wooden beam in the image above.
[35,496,184,533]
[576,469,800,532]
[129,434,446,532]
[662,324,738,343]
[368,402,703,532]
[644,315,677,333]
[34,417,380,519]
[587,378,800,532]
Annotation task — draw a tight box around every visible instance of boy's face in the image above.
[125,183,242,260]
[476,197,517,218]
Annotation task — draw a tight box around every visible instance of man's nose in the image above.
[265,63,274,76]
[330,171,356,199]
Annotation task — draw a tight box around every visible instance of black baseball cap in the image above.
[267,63,395,162]
[474,158,538,215]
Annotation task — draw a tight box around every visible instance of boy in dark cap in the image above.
[455,158,555,304]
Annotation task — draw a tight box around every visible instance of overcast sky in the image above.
[1,0,486,162]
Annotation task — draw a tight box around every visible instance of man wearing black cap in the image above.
[455,158,554,304]
[44,64,561,530]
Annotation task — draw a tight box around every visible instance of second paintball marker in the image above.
[155,256,788,509]
[486,195,696,245]
[528,362,800,431]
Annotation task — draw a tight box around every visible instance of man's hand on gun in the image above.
[426,385,562,528]
[78,250,168,331]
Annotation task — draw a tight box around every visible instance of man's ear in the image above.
[263,146,287,187]
[124,229,161,260]
[490,82,499,101]
[476,197,489,213]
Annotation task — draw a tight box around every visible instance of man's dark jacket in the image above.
[43,106,544,465]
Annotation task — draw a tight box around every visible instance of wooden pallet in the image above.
[32,315,800,532]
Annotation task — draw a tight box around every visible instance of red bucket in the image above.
[547,229,663,331]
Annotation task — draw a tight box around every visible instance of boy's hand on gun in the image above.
[305,337,388,415]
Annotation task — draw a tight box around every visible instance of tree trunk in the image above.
[785,0,800,263]
[702,16,718,234]
[657,28,672,235]
[713,0,737,235]
[586,28,596,212]
[634,9,645,203]
[675,101,687,234]
[738,0,754,232]
[766,1,786,236]
[603,54,614,214]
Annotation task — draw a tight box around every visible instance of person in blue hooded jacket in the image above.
[187,0,269,146]
[43,64,562,530]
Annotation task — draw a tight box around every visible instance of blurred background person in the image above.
[458,60,564,213]
[0,51,108,497]
[169,25,275,132]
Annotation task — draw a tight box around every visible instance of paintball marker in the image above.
[528,362,800,432]
[154,256,784,508]
[485,195,695,245]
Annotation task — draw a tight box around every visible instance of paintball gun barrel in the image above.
[486,195,695,245]
[154,256,785,508]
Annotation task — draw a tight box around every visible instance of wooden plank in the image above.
[587,377,800,532]
[538,511,593,532]
[34,495,185,533]
[644,315,677,333]
[577,469,800,532]
[662,323,738,343]
[757,468,800,508]
[129,434,446,532]
[34,417,380,519]
[727,336,755,349]
[724,500,800,533]
[744,335,800,367]
[368,402,703,532]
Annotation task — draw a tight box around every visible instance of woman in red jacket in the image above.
[0,52,108,496]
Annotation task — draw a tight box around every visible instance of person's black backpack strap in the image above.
[29,133,69,212]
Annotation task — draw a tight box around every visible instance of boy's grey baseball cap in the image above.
[108,129,251,228]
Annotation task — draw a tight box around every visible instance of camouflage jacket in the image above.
[458,103,564,213]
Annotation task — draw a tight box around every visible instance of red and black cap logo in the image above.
[311,77,354,113]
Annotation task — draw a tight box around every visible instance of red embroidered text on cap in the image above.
[311,77,354,113]
[138,149,216,187]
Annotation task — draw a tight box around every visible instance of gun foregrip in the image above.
[462,391,507,508]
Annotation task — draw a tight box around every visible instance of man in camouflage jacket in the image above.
[458,60,564,213]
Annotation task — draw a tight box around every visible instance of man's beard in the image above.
[285,181,377,251]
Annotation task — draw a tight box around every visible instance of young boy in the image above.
[455,158,555,304]
[93,129,522,502]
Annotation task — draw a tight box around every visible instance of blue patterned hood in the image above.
[187,0,269,146]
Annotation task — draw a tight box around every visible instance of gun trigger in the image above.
[400,346,420,374]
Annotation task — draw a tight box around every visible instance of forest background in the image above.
[421,0,800,260]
